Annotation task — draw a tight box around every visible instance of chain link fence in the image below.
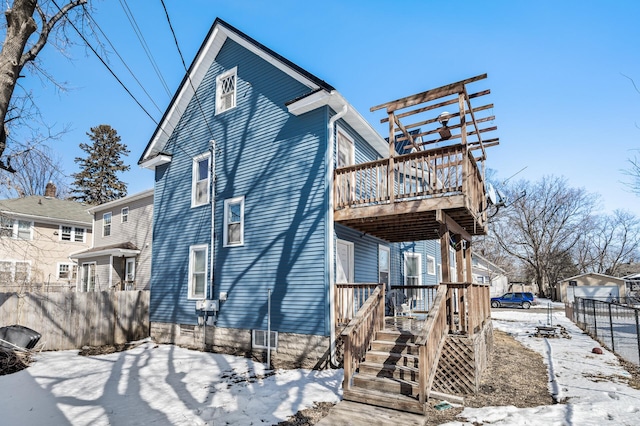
[566,297,640,366]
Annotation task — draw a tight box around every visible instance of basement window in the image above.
[252,330,277,350]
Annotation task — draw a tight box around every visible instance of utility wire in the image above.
[119,0,173,97]
[82,4,164,116]
[51,0,161,130]
[159,0,214,137]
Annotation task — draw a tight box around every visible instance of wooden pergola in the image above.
[333,73,500,242]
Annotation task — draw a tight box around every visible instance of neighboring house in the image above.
[558,273,626,303]
[70,189,153,292]
[0,185,92,292]
[138,18,494,376]
[472,253,508,296]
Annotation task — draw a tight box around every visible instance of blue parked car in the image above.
[491,292,537,309]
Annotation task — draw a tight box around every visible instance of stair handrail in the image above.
[340,284,385,391]
[415,283,449,406]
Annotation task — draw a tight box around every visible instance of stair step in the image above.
[364,350,419,368]
[343,387,424,415]
[370,340,420,355]
[353,374,420,397]
[375,329,416,343]
[359,361,420,381]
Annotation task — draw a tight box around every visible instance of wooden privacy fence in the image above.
[0,291,149,350]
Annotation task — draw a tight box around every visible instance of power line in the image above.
[82,4,165,116]
[119,0,173,98]
[51,0,160,129]
[159,0,214,138]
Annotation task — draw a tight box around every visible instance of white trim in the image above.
[1,218,33,240]
[102,212,112,237]
[336,126,355,167]
[109,255,113,289]
[59,224,86,243]
[188,244,209,300]
[403,252,422,286]
[78,262,97,292]
[287,91,388,157]
[191,152,211,208]
[252,329,278,350]
[336,239,354,283]
[140,154,172,170]
[215,66,237,115]
[140,21,324,163]
[71,247,140,260]
[378,245,390,287]
[121,207,129,223]
[56,262,77,280]
[0,259,31,283]
[427,255,436,275]
[223,196,245,247]
[87,189,153,213]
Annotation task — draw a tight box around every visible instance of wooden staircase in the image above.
[343,328,425,414]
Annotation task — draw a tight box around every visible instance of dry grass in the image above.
[0,346,32,376]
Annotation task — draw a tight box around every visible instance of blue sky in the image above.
[15,0,640,213]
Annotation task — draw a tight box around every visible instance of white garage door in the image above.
[568,285,619,302]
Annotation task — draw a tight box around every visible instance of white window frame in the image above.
[59,225,85,242]
[191,152,211,208]
[103,212,112,237]
[0,218,32,240]
[57,262,77,280]
[403,252,422,286]
[188,244,208,300]
[378,245,390,287]
[252,329,278,350]
[449,247,457,282]
[0,259,31,282]
[79,262,96,292]
[427,255,436,275]
[215,67,237,115]
[121,207,129,223]
[223,196,245,247]
[336,127,355,168]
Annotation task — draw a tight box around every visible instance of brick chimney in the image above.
[45,182,57,198]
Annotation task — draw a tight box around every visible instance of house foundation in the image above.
[150,322,331,369]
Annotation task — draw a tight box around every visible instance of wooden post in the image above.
[465,241,473,283]
[388,112,395,203]
[455,236,464,283]
[440,226,450,283]
[343,335,352,390]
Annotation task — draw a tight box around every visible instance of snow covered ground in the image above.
[1,302,639,425]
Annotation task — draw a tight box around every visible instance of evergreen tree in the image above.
[71,125,130,204]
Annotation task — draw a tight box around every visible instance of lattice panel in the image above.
[432,335,478,395]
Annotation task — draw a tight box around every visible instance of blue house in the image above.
[140,18,498,411]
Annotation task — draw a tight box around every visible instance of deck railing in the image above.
[335,144,485,213]
[335,283,381,325]
[415,284,449,405]
[389,285,439,313]
[444,282,491,334]
[340,284,385,391]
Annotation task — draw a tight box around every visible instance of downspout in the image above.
[209,139,216,307]
[328,103,348,367]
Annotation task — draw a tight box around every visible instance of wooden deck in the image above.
[334,73,499,243]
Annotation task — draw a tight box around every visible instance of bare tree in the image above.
[491,176,597,298]
[0,143,69,197]
[0,0,88,170]
[574,210,640,276]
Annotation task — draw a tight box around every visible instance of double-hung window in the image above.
[192,153,210,207]
[216,67,237,115]
[103,212,112,237]
[427,255,436,275]
[60,225,85,242]
[0,218,32,240]
[188,244,208,299]
[224,196,244,247]
[121,207,129,223]
[58,263,77,280]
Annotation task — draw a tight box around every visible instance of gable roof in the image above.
[87,189,153,214]
[560,272,625,284]
[0,196,91,225]
[139,18,387,166]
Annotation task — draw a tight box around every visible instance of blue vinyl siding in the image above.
[335,224,389,284]
[151,38,330,336]
[390,240,441,287]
